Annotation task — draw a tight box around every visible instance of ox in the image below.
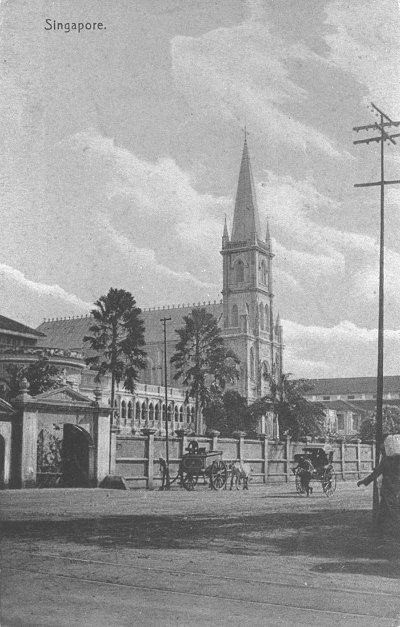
[230,461,252,490]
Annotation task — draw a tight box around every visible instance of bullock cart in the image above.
[159,440,228,491]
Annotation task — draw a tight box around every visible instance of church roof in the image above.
[0,314,45,338]
[37,316,93,350]
[143,302,223,344]
[36,301,224,353]
[231,138,261,242]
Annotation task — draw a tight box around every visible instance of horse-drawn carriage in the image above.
[292,446,336,497]
[159,440,228,491]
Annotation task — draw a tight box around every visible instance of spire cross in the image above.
[241,125,250,142]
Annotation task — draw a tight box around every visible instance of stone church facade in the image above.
[3,139,283,435]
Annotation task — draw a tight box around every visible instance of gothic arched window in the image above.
[259,303,264,330]
[265,304,270,330]
[149,403,154,421]
[174,406,179,422]
[260,260,268,285]
[250,347,255,379]
[128,401,133,421]
[141,402,147,421]
[155,403,160,421]
[236,259,244,283]
[232,304,239,327]
[121,400,127,420]
[179,406,184,422]
[136,401,141,421]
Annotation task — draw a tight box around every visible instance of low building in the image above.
[304,377,400,438]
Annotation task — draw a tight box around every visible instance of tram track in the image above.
[3,548,400,601]
[4,563,398,623]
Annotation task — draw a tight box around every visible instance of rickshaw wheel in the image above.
[210,460,227,490]
[182,472,198,491]
[295,468,306,495]
[322,467,336,497]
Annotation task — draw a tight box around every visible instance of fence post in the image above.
[261,435,269,484]
[175,429,188,459]
[356,439,361,479]
[341,439,346,480]
[233,431,246,461]
[110,431,117,475]
[142,428,157,490]
[209,430,220,452]
[285,435,291,482]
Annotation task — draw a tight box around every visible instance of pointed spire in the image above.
[222,214,229,247]
[223,214,229,238]
[275,312,281,328]
[231,137,261,242]
[266,217,272,251]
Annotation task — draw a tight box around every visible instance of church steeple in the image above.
[220,135,283,407]
[231,138,261,242]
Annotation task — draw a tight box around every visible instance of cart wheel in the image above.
[210,460,227,490]
[182,472,198,491]
[295,468,306,495]
[322,467,336,497]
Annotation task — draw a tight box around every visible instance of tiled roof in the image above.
[0,315,45,337]
[37,316,93,350]
[36,302,224,353]
[143,303,223,343]
[321,399,365,412]
[322,397,400,413]
[305,376,400,395]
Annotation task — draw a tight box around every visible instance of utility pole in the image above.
[160,317,171,489]
[353,102,400,524]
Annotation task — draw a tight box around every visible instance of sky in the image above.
[1,0,400,378]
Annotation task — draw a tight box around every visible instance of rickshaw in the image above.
[292,446,336,497]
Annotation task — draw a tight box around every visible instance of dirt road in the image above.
[1,482,399,626]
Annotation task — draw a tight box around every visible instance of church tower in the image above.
[220,138,283,402]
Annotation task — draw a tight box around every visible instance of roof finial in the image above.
[222,213,229,244]
[266,216,271,248]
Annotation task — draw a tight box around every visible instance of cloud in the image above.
[55,129,227,304]
[284,318,400,378]
[0,264,91,327]
[171,10,341,157]
[324,0,400,113]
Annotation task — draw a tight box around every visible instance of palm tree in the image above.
[84,288,146,425]
[171,308,239,432]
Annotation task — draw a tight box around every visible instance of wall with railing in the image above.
[113,431,375,490]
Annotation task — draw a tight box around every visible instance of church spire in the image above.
[231,137,261,242]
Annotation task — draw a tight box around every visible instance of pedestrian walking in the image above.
[357,435,400,538]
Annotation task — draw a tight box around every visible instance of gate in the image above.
[0,435,5,489]
[36,427,63,488]
[62,424,95,488]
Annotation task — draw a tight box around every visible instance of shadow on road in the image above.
[3,508,400,578]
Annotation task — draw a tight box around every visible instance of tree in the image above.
[83,288,147,422]
[171,308,239,429]
[249,374,326,440]
[359,405,400,442]
[3,357,63,400]
[204,390,259,437]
